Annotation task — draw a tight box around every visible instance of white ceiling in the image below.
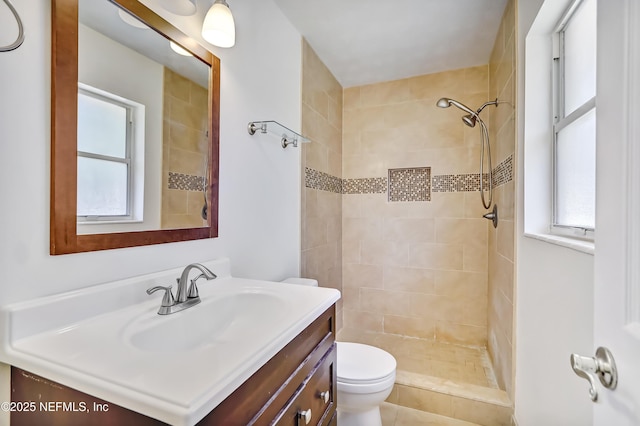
[273,0,509,88]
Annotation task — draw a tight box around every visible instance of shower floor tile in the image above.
[337,329,499,389]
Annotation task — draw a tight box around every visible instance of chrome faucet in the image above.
[146,263,217,315]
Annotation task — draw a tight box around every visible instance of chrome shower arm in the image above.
[475,99,499,115]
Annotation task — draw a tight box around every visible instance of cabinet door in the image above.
[274,345,336,426]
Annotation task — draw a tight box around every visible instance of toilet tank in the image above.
[281,277,318,287]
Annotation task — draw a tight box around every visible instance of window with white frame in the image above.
[552,0,597,238]
[77,86,142,222]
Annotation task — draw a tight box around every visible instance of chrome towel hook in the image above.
[0,0,25,52]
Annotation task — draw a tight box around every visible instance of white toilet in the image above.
[282,278,397,426]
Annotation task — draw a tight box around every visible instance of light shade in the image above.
[169,41,193,56]
[117,9,149,29]
[202,0,235,48]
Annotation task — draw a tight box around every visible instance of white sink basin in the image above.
[0,258,340,426]
[126,288,288,352]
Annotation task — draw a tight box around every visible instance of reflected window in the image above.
[77,86,144,221]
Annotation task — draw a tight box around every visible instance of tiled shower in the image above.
[301,1,516,424]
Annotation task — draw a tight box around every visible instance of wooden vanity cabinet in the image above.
[201,305,337,425]
[11,305,337,426]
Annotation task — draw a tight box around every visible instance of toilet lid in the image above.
[336,342,396,383]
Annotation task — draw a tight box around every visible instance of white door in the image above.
[593,0,640,424]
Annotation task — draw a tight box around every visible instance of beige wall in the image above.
[301,40,344,329]
[488,0,517,398]
[161,68,209,229]
[341,66,491,346]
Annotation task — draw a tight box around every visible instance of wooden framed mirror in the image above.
[51,0,220,254]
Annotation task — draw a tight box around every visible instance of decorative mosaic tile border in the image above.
[168,172,205,191]
[388,167,431,201]
[492,154,513,187]
[343,177,387,194]
[431,173,490,193]
[305,167,343,193]
[303,154,513,197]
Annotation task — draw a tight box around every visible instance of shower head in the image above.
[462,114,477,128]
[436,98,476,116]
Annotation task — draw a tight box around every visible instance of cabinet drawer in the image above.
[273,344,336,426]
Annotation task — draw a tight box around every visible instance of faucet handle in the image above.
[146,286,175,307]
[188,274,204,298]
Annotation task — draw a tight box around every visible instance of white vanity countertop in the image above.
[0,258,340,425]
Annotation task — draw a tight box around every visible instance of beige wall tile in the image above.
[304,216,327,249]
[496,219,514,262]
[407,68,466,101]
[338,59,516,347]
[436,218,488,249]
[384,218,435,243]
[341,287,360,310]
[360,288,412,316]
[361,239,409,267]
[342,153,386,178]
[343,87,361,110]
[464,65,489,96]
[463,244,488,273]
[407,193,465,219]
[343,309,383,332]
[342,239,361,264]
[384,315,436,339]
[435,270,488,299]
[436,321,487,346]
[361,194,409,218]
[343,263,383,289]
[360,78,410,107]
[409,243,463,270]
[343,217,383,241]
[302,40,343,329]
[383,266,435,293]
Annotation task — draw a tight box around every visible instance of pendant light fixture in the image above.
[202,0,235,48]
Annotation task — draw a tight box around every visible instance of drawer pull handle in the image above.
[298,409,312,425]
[319,390,330,403]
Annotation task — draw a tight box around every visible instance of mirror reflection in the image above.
[77,0,210,234]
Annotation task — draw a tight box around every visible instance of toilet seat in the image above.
[336,342,397,394]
